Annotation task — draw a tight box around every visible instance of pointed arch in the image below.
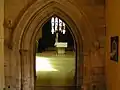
[9,0,96,90]
[12,0,95,51]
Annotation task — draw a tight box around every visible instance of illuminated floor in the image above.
[36,51,75,90]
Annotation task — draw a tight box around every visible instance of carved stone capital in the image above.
[4,19,14,31]
[19,49,29,55]
[93,40,100,50]
[8,44,13,50]
[4,40,13,50]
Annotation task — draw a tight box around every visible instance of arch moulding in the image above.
[8,0,96,90]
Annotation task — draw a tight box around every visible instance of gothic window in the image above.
[51,16,66,34]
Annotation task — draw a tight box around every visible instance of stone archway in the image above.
[7,0,96,90]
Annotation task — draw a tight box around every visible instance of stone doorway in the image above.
[5,0,96,90]
[35,16,76,90]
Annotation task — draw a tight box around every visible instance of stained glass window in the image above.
[51,16,66,34]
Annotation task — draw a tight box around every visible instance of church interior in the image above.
[0,0,120,90]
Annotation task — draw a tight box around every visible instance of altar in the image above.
[55,42,67,54]
[51,17,68,55]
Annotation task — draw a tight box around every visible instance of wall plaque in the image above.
[110,36,119,62]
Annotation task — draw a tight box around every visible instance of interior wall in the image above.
[0,0,4,89]
[4,0,34,22]
[4,0,105,40]
[106,0,120,90]
[4,0,106,90]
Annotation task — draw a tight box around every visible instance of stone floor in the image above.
[35,51,75,90]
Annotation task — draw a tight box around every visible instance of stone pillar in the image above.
[8,49,21,90]
[82,53,92,90]
[0,37,4,89]
[30,49,35,90]
[75,49,84,90]
[0,0,5,89]
[20,49,31,90]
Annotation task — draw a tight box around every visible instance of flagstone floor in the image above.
[35,51,75,90]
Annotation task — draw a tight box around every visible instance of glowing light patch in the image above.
[36,56,58,72]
